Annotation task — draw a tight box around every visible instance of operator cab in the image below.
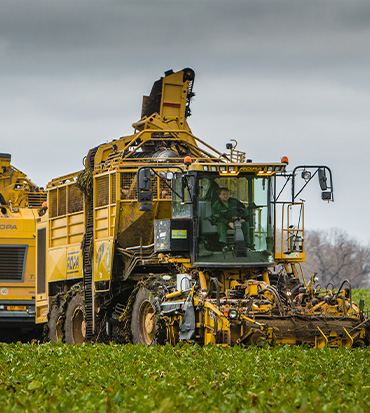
[171,171,275,266]
[138,165,276,267]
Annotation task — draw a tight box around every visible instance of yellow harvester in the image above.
[35,68,369,347]
[0,154,46,340]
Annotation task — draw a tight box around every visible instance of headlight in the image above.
[229,309,238,319]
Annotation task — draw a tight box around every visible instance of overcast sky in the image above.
[1,1,369,244]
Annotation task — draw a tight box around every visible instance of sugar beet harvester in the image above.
[0,154,46,340]
[35,68,369,348]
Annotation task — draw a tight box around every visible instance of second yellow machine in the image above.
[0,154,46,341]
[35,68,369,347]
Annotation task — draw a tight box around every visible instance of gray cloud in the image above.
[1,0,370,242]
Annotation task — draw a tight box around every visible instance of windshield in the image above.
[172,174,194,218]
[197,173,274,265]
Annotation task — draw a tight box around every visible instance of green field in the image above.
[0,289,369,412]
[1,343,370,412]
[352,289,370,312]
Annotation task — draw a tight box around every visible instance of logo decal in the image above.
[106,244,111,275]
[67,251,80,275]
[0,225,17,230]
[172,229,187,239]
[97,243,105,267]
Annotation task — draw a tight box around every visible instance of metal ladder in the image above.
[83,148,98,340]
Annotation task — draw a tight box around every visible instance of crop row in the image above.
[1,342,370,412]
[0,289,369,412]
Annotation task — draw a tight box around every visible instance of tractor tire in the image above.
[131,287,159,345]
[48,304,64,343]
[64,294,86,344]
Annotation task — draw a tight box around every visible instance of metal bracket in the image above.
[315,326,328,348]
[343,327,354,348]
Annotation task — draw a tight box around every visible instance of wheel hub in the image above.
[139,300,156,345]
[72,307,86,344]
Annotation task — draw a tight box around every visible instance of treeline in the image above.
[302,229,370,289]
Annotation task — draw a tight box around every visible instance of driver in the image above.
[211,187,251,248]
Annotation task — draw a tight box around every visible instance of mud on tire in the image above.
[64,294,86,344]
[47,304,64,343]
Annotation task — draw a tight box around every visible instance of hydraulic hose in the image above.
[259,285,285,316]
[335,279,353,313]
[326,282,334,293]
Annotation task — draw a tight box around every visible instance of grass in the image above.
[0,290,369,412]
[352,289,370,312]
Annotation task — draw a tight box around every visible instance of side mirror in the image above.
[139,202,153,212]
[138,191,153,211]
[318,168,328,191]
[321,192,332,201]
[138,168,153,212]
[138,168,151,191]
[291,165,334,203]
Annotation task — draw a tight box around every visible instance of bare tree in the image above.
[302,229,370,289]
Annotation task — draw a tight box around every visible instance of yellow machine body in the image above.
[34,69,369,348]
[0,153,46,336]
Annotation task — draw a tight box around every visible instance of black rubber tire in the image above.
[48,304,64,343]
[64,294,86,344]
[131,287,158,345]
